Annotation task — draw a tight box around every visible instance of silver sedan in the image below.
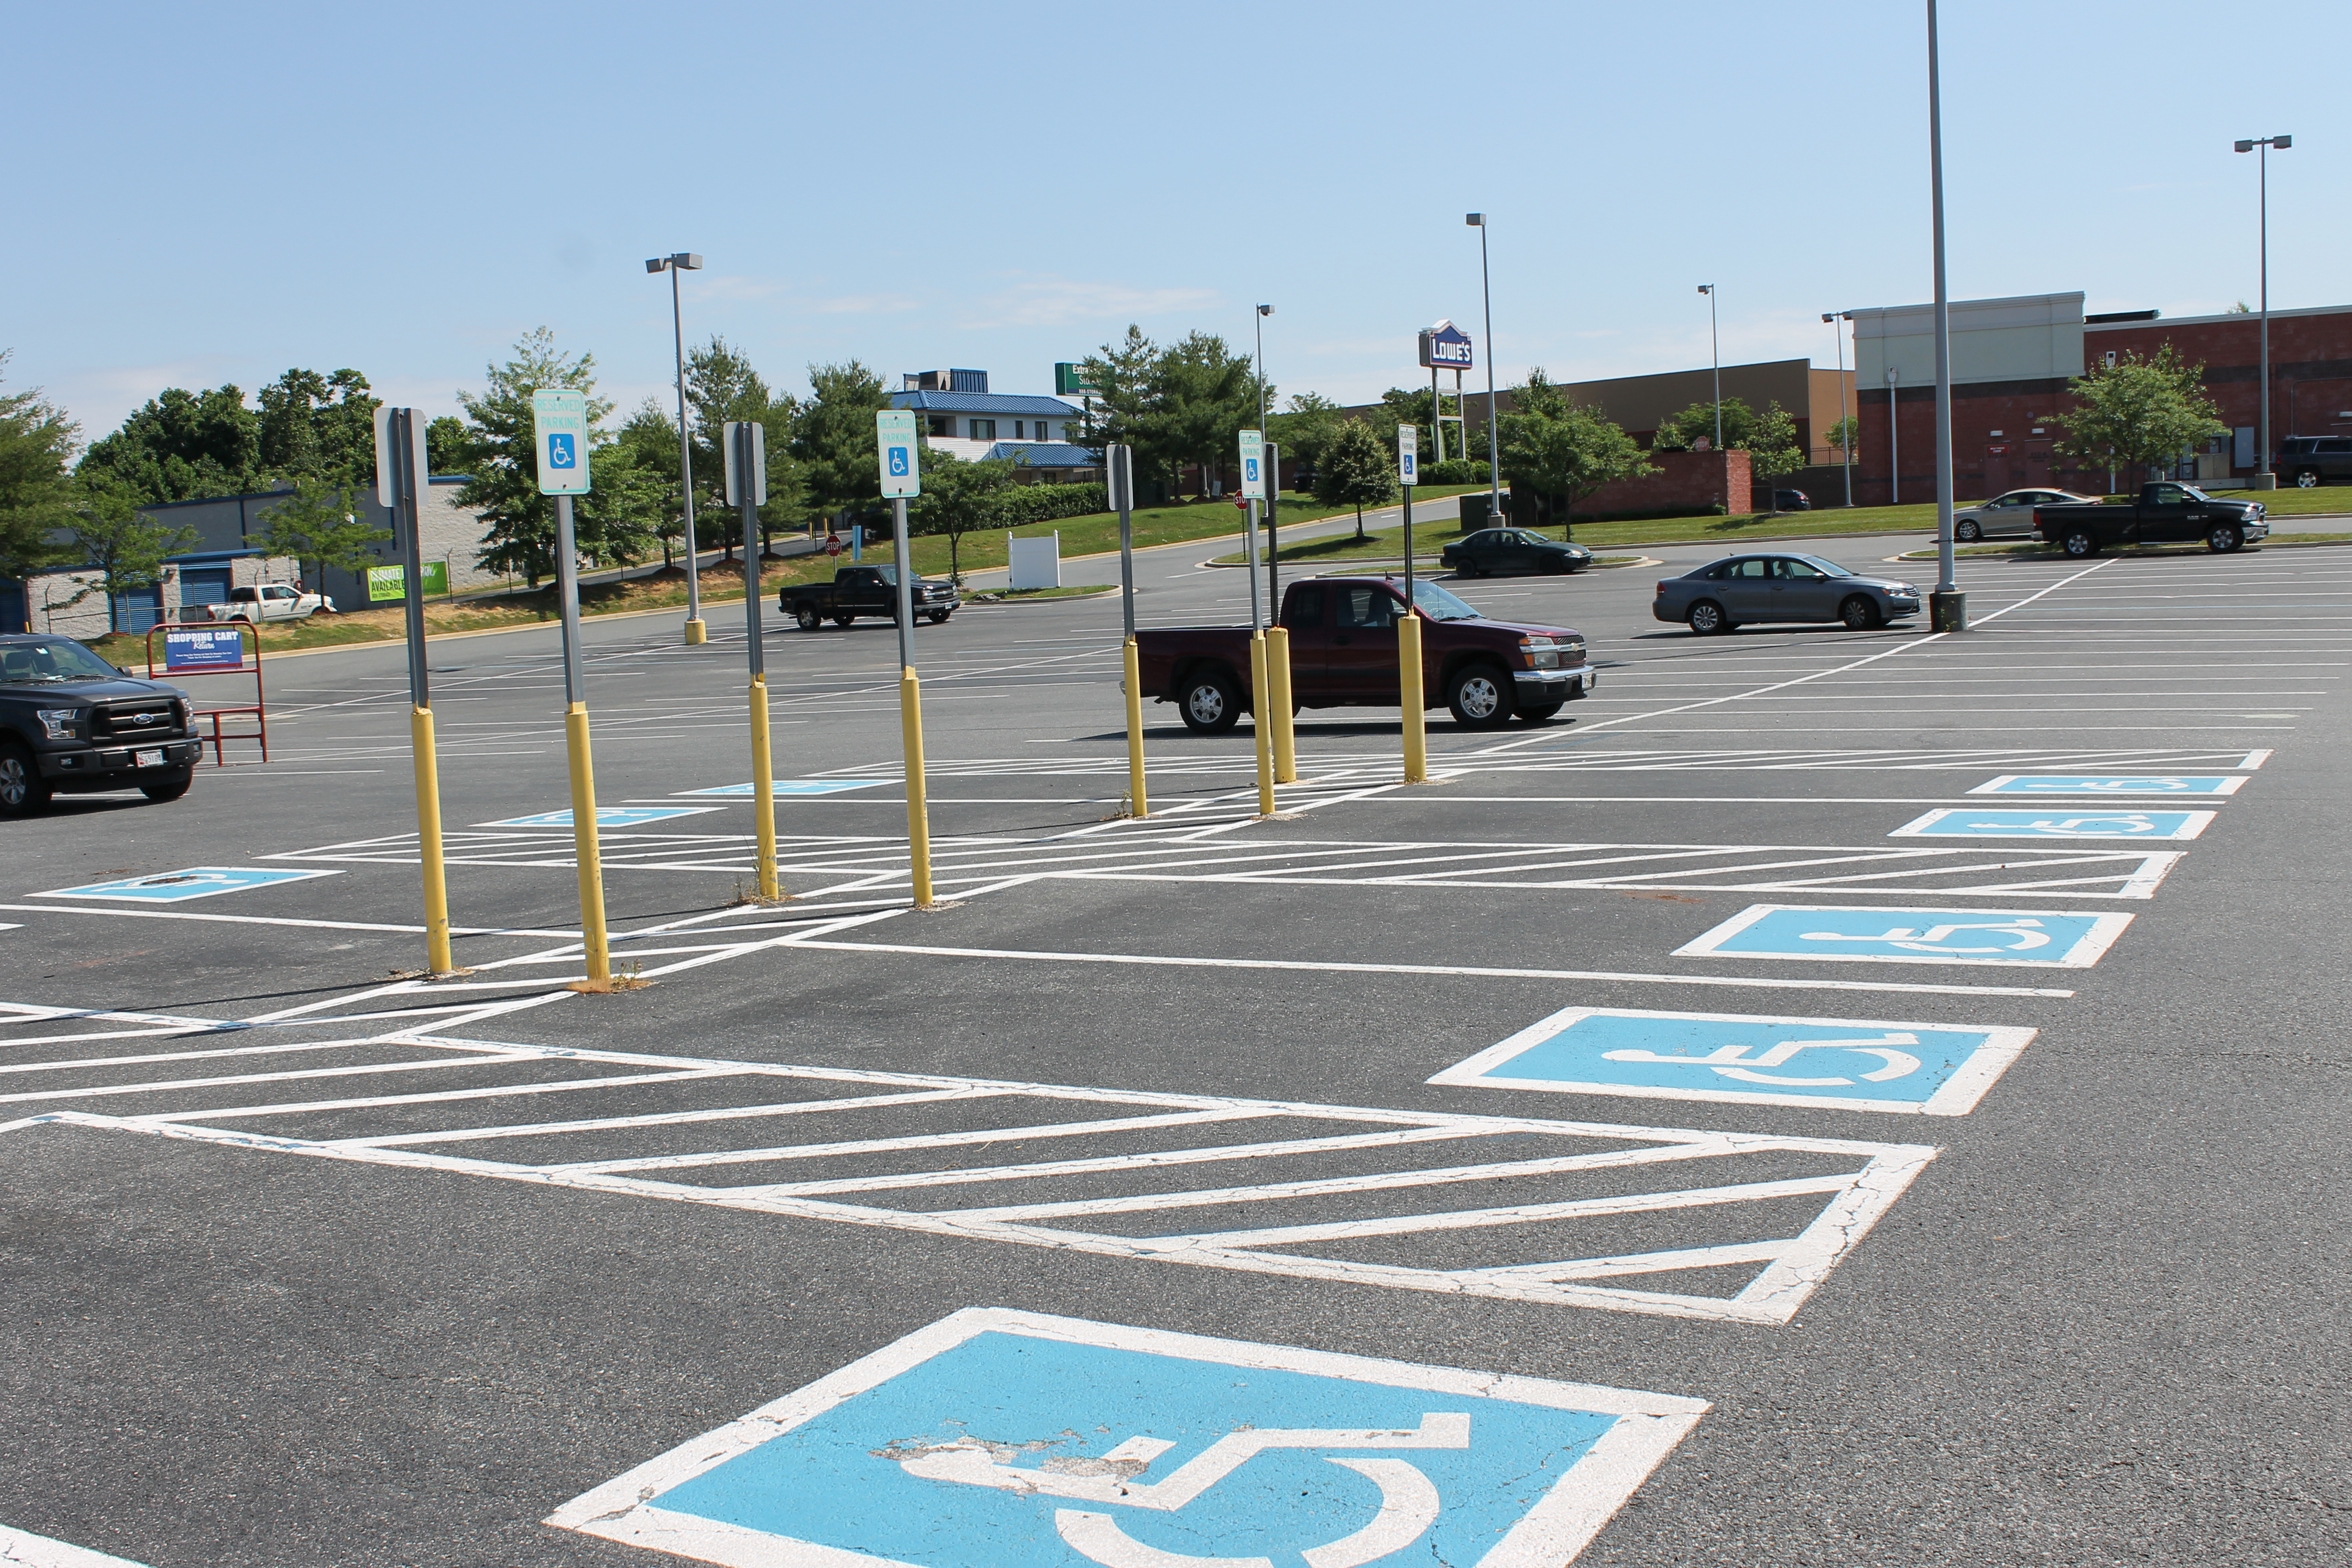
[1953,488,2098,542]
[1652,553,1923,634]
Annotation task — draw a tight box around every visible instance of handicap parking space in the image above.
[481,805,727,828]
[1968,772,2252,796]
[1674,903,2133,967]
[31,866,342,902]
[1889,807,2215,840]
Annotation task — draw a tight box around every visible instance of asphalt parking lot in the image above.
[2,527,2347,1567]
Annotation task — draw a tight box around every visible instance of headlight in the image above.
[37,709,84,740]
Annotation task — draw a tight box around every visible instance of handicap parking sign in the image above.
[1969,774,2246,797]
[1676,903,2132,968]
[483,807,722,829]
[547,432,577,469]
[1430,1005,2035,1117]
[1891,808,2213,841]
[36,866,340,903]
[547,1308,1707,1568]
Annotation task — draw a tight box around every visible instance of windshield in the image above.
[1406,581,1480,621]
[1795,555,1854,578]
[0,640,124,683]
[861,565,899,585]
[2177,485,2212,501]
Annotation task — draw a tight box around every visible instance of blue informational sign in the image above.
[484,807,722,829]
[1892,808,2213,841]
[1676,904,2133,968]
[38,867,340,903]
[546,1309,1708,1568]
[1430,1005,2037,1117]
[161,626,247,671]
[1970,774,2246,797]
[679,780,890,797]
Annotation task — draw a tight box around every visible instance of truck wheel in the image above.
[1516,699,1565,723]
[2207,523,2243,554]
[1446,665,1516,729]
[2061,530,2099,558]
[1840,594,1883,630]
[1178,670,1240,734]
[832,613,854,627]
[1686,598,1732,635]
[927,609,950,624]
[795,605,823,631]
[0,743,51,817]
[1954,519,1982,542]
[140,772,193,803]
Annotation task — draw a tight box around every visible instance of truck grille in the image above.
[94,703,181,741]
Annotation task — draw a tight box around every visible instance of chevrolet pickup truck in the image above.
[0,634,202,815]
[204,582,335,622]
[2033,482,2270,557]
[1134,575,1595,732]
[779,565,959,630]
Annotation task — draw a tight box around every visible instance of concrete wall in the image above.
[1562,450,1752,520]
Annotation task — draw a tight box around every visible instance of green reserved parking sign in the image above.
[367,561,449,602]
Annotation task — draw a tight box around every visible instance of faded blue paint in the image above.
[1679,905,2126,967]
[681,780,891,797]
[487,807,714,828]
[1972,774,2241,796]
[1896,808,2208,841]
[39,867,332,902]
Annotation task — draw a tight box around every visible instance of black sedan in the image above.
[1440,528,1593,576]
[1652,553,1922,634]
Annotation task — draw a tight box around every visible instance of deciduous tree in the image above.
[78,385,263,503]
[0,355,78,581]
[66,477,197,633]
[1312,420,1398,540]
[1495,369,1652,527]
[255,476,391,596]
[2048,346,2225,486]
[910,449,1012,583]
[1744,401,1806,515]
[454,328,632,586]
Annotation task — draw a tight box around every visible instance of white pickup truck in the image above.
[204,584,336,623]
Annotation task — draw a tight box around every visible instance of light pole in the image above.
[1926,0,1961,631]
[1256,303,1279,606]
[645,252,706,643]
[2235,134,2291,488]
[1824,311,1854,508]
[1466,215,1502,520]
[1697,285,1722,451]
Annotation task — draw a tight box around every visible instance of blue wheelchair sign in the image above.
[546,1309,1707,1568]
[38,866,340,903]
[1970,774,2246,797]
[1676,903,2133,968]
[546,432,577,469]
[1892,808,2212,841]
[484,807,721,829]
[888,447,911,477]
[1431,1005,2035,1116]
[679,779,890,797]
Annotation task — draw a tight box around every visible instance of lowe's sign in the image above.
[1418,320,1474,370]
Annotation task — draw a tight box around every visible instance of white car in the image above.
[205,584,336,623]
[1952,488,2098,542]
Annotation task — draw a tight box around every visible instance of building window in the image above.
[1037,422,1053,440]
[926,416,950,438]
[1013,421,1025,439]
[970,419,997,440]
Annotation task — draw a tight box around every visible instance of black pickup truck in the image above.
[2033,482,2270,557]
[778,565,960,631]
[0,634,202,816]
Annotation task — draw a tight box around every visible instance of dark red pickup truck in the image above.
[1134,575,1596,733]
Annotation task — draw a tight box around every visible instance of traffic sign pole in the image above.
[534,389,611,985]
[877,411,934,906]
[374,405,454,975]
[1110,446,1147,818]
[728,421,780,900]
[1398,425,1427,785]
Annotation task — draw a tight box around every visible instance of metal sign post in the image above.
[1238,428,1278,811]
[725,420,780,900]
[1264,439,1282,612]
[877,410,935,906]
[1110,446,1147,818]
[372,405,454,974]
[1397,426,1427,785]
[531,389,611,986]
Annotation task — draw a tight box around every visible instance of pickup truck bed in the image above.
[1134,575,1593,733]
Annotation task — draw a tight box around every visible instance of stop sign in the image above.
[825,536,844,557]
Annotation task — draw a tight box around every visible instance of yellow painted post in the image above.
[748,676,779,899]
[684,618,707,645]
[1399,613,1428,784]
[563,703,611,982]
[1123,637,1149,817]
[900,667,935,905]
[1249,631,1276,816]
[409,705,454,974]
[1266,624,1297,783]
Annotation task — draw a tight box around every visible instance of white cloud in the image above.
[959,275,1221,330]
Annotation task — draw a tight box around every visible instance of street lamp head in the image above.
[673,253,704,270]
[1697,284,1714,295]
[2275,134,2291,149]
[1257,304,1273,316]
[1822,312,1836,323]
[1464,213,1484,226]
[645,258,667,273]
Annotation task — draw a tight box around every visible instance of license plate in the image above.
[135,748,163,767]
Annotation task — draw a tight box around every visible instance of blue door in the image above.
[113,585,164,633]
[178,568,232,617]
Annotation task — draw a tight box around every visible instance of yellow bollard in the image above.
[900,667,935,905]
[1249,631,1276,816]
[748,676,779,899]
[409,705,455,974]
[563,703,611,983]
[1266,624,1297,784]
[1123,637,1149,818]
[684,619,707,646]
[1399,613,1428,785]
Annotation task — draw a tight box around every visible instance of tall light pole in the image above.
[1697,285,1722,450]
[1466,215,1502,520]
[1255,303,1279,607]
[1926,0,1961,631]
[646,252,706,644]
[1824,311,1853,508]
[2235,134,2291,488]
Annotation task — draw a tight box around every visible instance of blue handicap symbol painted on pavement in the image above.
[484,806,721,829]
[1431,1005,2034,1117]
[679,779,891,797]
[37,866,340,903]
[1891,808,2212,841]
[547,432,577,469]
[1970,774,2245,797]
[1676,904,2132,968]
[546,1309,1707,1568]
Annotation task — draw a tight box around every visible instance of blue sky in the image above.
[7,0,2344,442]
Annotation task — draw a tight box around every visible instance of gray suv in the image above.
[2277,437,2351,487]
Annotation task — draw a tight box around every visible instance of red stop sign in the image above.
[1233,495,1247,510]
[825,536,844,557]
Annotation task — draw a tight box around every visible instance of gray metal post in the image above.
[393,411,429,709]
[553,494,586,705]
[739,426,766,682]
[1828,312,1853,508]
[1245,498,1264,629]
[1402,481,1415,605]
[1888,367,1901,507]
[1112,445,1135,639]
[1927,0,1962,630]
[1431,364,1442,463]
[1265,442,1282,609]
[670,264,701,628]
[2260,139,2269,480]
[1704,286,1723,451]
[1473,216,1501,518]
[891,496,916,672]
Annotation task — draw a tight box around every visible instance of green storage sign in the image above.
[1054,362,1099,396]
[367,561,449,602]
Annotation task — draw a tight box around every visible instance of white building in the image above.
[891,369,1098,480]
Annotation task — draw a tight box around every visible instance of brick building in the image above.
[1850,291,2352,506]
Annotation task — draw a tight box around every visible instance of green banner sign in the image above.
[367,560,449,602]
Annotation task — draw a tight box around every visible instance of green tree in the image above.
[1744,401,1806,515]
[1153,331,1258,497]
[1651,396,1760,454]
[1312,419,1398,540]
[1495,369,1653,527]
[575,440,664,570]
[255,475,391,596]
[256,368,379,487]
[790,360,891,523]
[66,477,198,633]
[2048,345,2225,486]
[453,328,624,586]
[426,415,471,474]
[0,355,79,582]
[614,400,689,568]
[1267,391,1345,483]
[1072,326,1172,492]
[687,337,802,558]
[910,449,1012,583]
[1825,414,1863,463]
[78,385,264,503]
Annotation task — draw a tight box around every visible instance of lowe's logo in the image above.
[1428,338,1473,366]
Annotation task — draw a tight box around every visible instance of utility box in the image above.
[1458,492,1515,531]
[1008,531,1061,590]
